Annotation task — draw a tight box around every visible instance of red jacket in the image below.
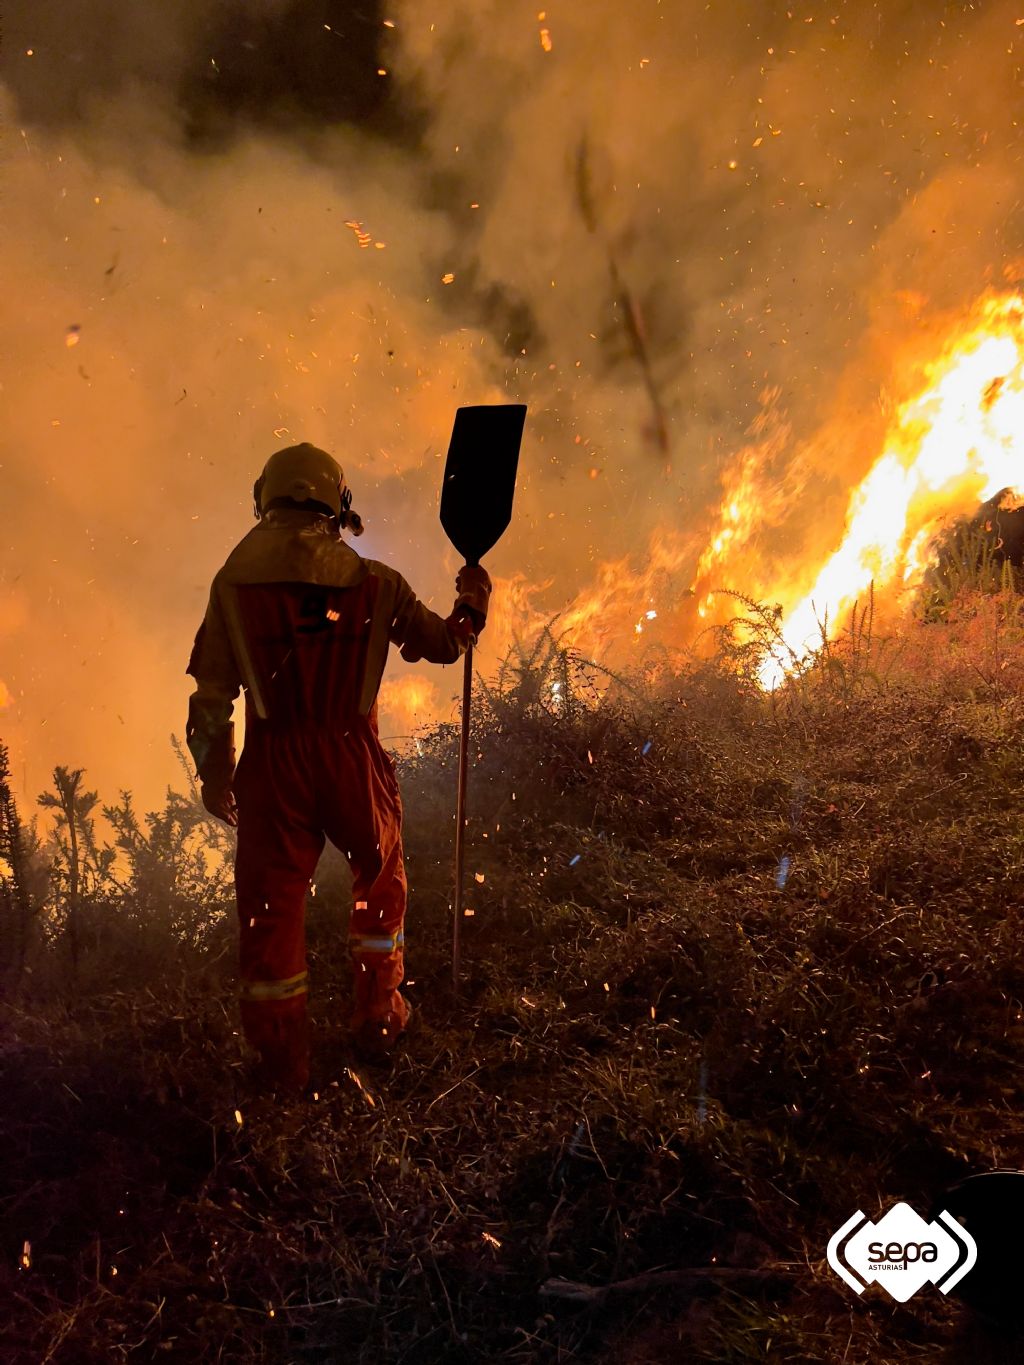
[186,507,468,772]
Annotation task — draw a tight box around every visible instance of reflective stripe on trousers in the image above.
[349,931,404,955]
[239,970,309,1002]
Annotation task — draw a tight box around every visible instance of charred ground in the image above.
[5,587,1024,1363]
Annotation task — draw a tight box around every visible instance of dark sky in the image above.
[5,1,402,137]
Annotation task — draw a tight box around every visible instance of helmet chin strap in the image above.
[339,484,364,535]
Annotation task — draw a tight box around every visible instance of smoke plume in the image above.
[3,0,1023,804]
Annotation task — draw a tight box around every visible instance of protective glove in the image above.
[445,612,478,649]
[201,780,238,827]
[187,703,238,827]
[452,564,492,637]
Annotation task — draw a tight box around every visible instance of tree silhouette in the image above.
[0,741,41,980]
[38,766,113,973]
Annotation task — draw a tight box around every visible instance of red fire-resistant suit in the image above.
[186,506,478,1091]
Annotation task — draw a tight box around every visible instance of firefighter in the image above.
[185,443,490,1091]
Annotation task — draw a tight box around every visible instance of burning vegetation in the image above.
[504,288,1024,702]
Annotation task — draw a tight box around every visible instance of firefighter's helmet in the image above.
[252,443,363,534]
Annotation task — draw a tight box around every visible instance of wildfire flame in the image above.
[511,290,1024,695]
[323,289,1024,742]
[378,674,442,739]
[753,292,1024,687]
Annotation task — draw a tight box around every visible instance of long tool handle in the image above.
[452,642,473,992]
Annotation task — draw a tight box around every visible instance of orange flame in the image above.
[375,289,1024,735]
[753,292,1024,685]
[378,674,442,739]
[488,290,1024,697]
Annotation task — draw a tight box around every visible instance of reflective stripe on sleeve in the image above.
[239,971,308,1001]
[220,583,271,720]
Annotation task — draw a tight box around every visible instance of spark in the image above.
[345,1068,377,1107]
[343,220,374,249]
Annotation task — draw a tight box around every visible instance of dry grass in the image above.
[5,590,1024,1362]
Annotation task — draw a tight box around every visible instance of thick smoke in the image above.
[3,0,1023,805]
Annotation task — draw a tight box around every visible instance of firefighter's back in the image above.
[215,507,405,730]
